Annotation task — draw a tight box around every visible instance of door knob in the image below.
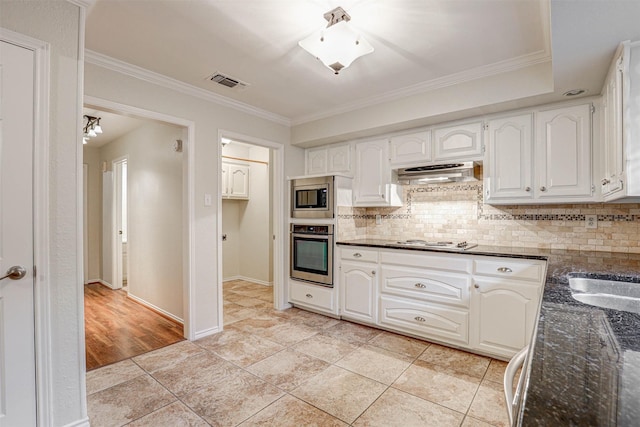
[0,266,26,281]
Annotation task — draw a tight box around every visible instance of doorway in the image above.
[82,101,194,368]
[218,131,286,327]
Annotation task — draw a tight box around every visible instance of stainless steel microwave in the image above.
[291,176,334,219]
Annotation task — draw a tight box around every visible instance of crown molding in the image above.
[291,49,552,126]
[84,50,291,127]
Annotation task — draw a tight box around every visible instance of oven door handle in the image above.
[291,233,331,240]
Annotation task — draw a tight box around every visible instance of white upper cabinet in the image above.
[305,143,351,176]
[485,103,595,205]
[601,41,640,201]
[306,147,328,175]
[536,103,593,200]
[433,121,483,161]
[601,50,624,198]
[389,131,431,167]
[485,114,534,202]
[222,161,249,199]
[353,139,402,207]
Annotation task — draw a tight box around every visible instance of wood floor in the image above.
[84,283,184,371]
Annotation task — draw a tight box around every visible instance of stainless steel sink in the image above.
[569,277,640,314]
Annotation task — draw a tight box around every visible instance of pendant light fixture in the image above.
[298,6,374,75]
[83,115,104,143]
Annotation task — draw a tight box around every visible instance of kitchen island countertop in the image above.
[336,239,640,426]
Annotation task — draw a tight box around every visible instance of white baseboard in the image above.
[194,326,221,340]
[223,275,273,287]
[87,279,115,289]
[127,293,184,325]
[63,417,90,427]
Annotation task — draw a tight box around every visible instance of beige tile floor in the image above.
[87,279,511,426]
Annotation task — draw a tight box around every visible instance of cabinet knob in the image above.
[602,178,610,185]
[353,253,362,258]
[414,316,426,322]
[474,284,480,289]
[371,271,376,275]
[497,267,513,273]
[305,293,313,298]
[540,186,547,192]
[525,187,531,192]
[414,283,426,289]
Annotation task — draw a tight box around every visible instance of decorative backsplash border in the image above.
[337,183,640,222]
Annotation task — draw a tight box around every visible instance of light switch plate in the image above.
[204,193,212,206]
[585,214,597,229]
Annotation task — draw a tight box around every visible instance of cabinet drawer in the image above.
[379,296,469,344]
[473,258,545,282]
[380,250,471,273]
[340,247,378,263]
[381,266,470,307]
[290,281,335,312]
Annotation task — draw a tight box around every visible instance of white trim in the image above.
[84,50,291,127]
[62,417,90,427]
[194,326,221,340]
[111,156,128,290]
[93,279,114,289]
[291,49,552,125]
[1,26,54,427]
[127,293,184,325]
[83,95,197,340]
[83,164,89,284]
[217,130,286,328]
[223,276,273,287]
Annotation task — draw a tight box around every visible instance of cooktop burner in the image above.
[389,240,478,250]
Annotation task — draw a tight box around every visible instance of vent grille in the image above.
[207,72,249,90]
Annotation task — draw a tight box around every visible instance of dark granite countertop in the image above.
[337,239,640,426]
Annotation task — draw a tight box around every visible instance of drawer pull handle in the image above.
[414,283,426,289]
[474,284,480,289]
[353,253,362,258]
[497,267,512,273]
[305,293,313,298]
[414,316,426,322]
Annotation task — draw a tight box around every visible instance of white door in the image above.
[0,40,37,426]
[114,158,127,289]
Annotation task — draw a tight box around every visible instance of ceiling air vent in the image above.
[207,72,249,90]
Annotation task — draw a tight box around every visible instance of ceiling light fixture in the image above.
[83,115,104,142]
[221,137,232,147]
[298,6,374,75]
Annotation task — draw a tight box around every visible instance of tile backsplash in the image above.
[337,183,640,253]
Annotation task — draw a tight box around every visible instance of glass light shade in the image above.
[83,137,89,145]
[93,124,103,134]
[299,20,373,74]
[88,128,97,138]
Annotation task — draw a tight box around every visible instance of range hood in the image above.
[396,162,482,184]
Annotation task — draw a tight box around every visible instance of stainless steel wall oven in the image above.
[290,224,333,287]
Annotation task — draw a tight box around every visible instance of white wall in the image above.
[100,121,184,318]
[83,146,102,281]
[2,1,87,425]
[221,143,272,284]
[84,60,299,336]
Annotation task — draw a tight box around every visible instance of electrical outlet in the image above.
[375,214,382,225]
[585,215,598,229]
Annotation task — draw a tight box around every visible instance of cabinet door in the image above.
[433,121,483,161]
[536,104,592,199]
[602,56,624,197]
[485,114,534,201]
[327,144,351,174]
[228,164,249,199]
[221,163,230,196]
[306,147,328,175]
[390,131,431,167]
[472,278,540,358]
[340,261,377,324]
[354,139,391,205]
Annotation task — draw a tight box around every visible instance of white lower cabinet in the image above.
[289,280,337,316]
[471,278,541,358]
[337,246,546,359]
[379,295,469,344]
[340,261,377,324]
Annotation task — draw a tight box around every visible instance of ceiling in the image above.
[85,1,640,129]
